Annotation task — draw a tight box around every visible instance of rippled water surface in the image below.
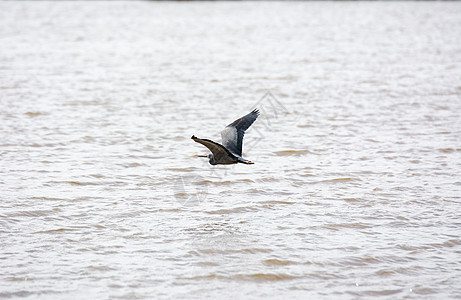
[1,2,461,299]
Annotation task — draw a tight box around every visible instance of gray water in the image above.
[1,2,461,299]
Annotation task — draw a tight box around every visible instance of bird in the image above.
[192,109,260,165]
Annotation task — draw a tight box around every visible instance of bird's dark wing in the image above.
[221,109,259,156]
[191,135,236,161]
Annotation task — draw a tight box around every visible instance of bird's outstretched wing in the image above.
[221,109,259,156]
[191,135,236,162]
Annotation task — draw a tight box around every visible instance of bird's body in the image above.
[192,109,260,165]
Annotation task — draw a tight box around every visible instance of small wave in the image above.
[255,177,279,182]
[121,162,145,168]
[194,261,219,267]
[260,200,295,205]
[439,148,461,153]
[25,111,47,116]
[233,273,299,281]
[429,239,461,248]
[68,181,83,185]
[34,228,76,234]
[311,177,362,184]
[236,178,254,183]
[362,289,403,296]
[323,222,372,230]
[205,206,259,214]
[181,273,298,281]
[153,208,182,213]
[202,179,255,185]
[376,269,394,276]
[274,150,312,156]
[89,174,105,179]
[326,177,361,182]
[85,265,117,272]
[0,291,35,298]
[263,259,297,266]
[180,274,221,280]
[167,167,196,172]
[47,180,102,186]
[397,244,431,251]
[412,287,438,295]
[70,196,103,202]
[343,198,360,202]
[341,256,380,266]
[5,209,58,218]
[30,197,62,201]
[201,180,234,185]
[297,124,316,128]
[192,248,272,255]
[377,266,423,276]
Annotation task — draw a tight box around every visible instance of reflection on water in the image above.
[1,1,461,299]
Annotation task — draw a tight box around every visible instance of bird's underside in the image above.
[192,109,259,165]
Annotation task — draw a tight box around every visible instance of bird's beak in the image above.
[195,155,208,158]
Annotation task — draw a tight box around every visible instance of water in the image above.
[1,1,461,299]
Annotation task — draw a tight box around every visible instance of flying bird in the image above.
[192,109,260,165]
